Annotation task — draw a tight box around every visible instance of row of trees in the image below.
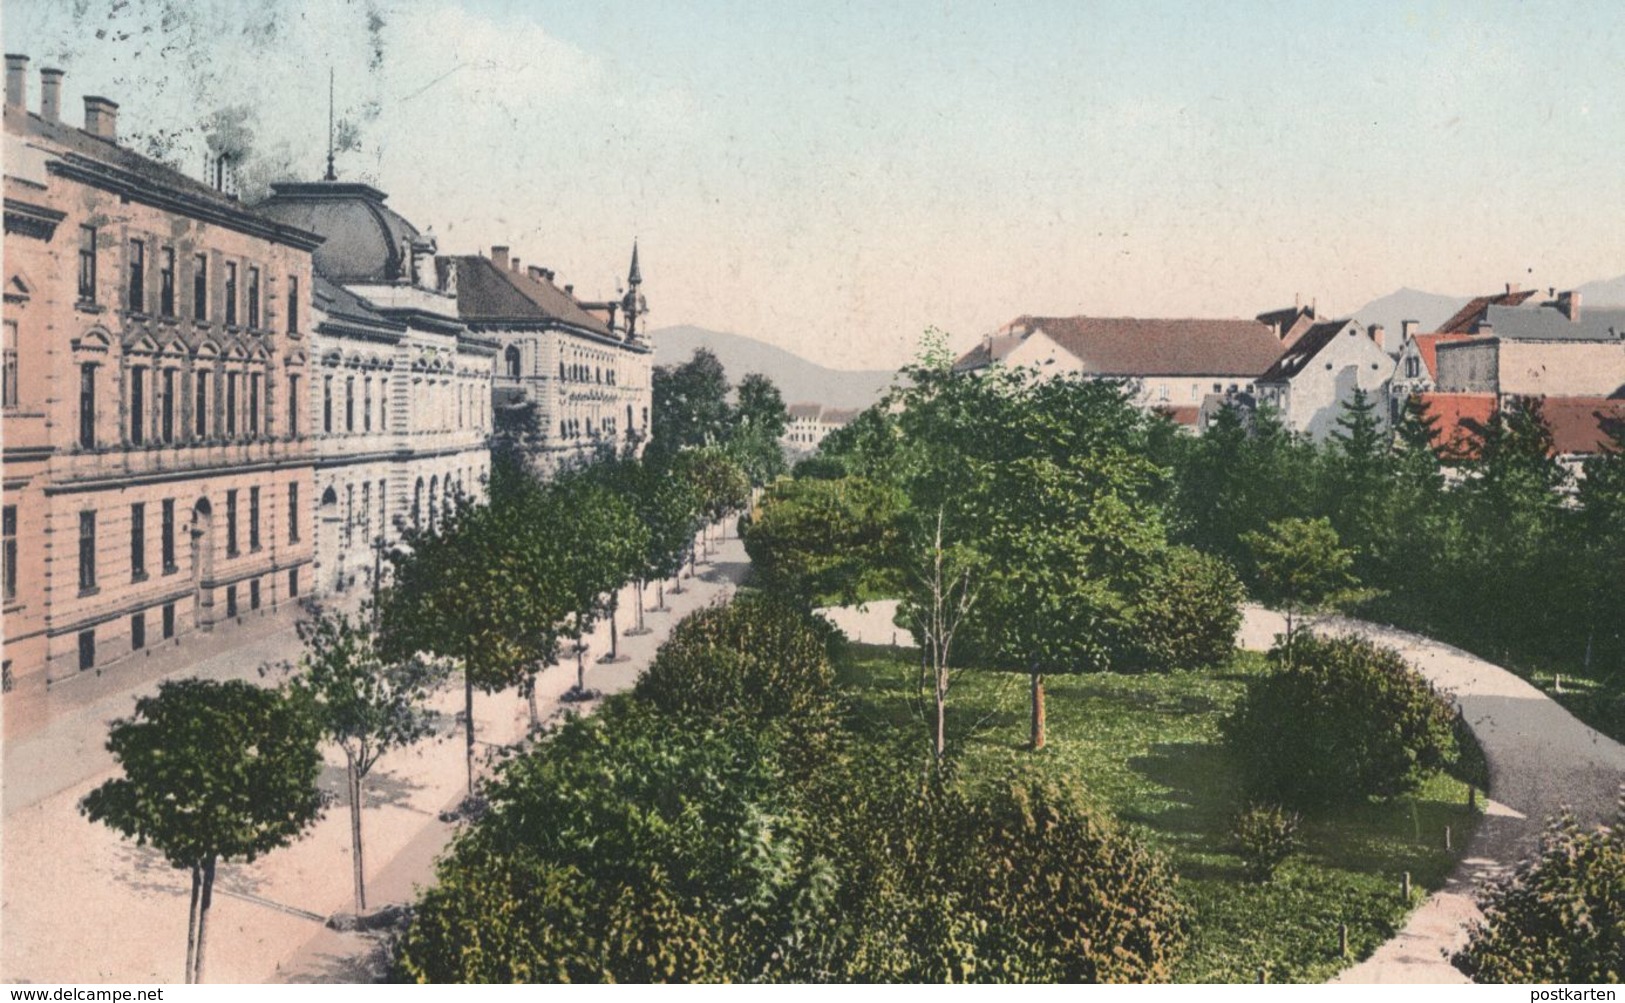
[650,347,792,488]
[745,335,1244,759]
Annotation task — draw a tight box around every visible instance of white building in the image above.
[783,403,859,452]
[442,244,652,477]
[257,181,496,597]
[1255,319,1393,440]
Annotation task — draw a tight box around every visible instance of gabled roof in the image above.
[786,403,823,420]
[1258,319,1358,382]
[445,255,615,339]
[1412,332,1476,379]
[821,407,862,426]
[1540,397,1625,456]
[963,314,1286,378]
[1484,303,1625,342]
[1417,392,1498,458]
[1436,289,1537,333]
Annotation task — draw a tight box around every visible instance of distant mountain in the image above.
[1575,274,1625,305]
[1350,287,1469,341]
[651,326,897,411]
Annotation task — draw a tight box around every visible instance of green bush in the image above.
[1454,798,1625,983]
[1222,633,1459,808]
[1128,546,1245,671]
[1232,803,1301,882]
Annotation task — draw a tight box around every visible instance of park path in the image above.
[1238,607,1625,984]
[0,523,748,984]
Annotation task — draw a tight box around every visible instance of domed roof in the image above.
[255,181,423,284]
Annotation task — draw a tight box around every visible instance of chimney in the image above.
[1294,292,1301,310]
[5,54,27,110]
[510,256,520,273]
[39,66,63,122]
[83,95,117,142]
[1367,324,1385,351]
[1401,319,1418,344]
[1558,290,1581,321]
[1505,282,1519,295]
[527,265,545,282]
[564,284,573,296]
[490,246,509,271]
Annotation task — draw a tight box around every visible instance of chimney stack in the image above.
[39,66,63,122]
[510,256,520,273]
[1558,290,1581,321]
[1367,323,1386,351]
[5,54,27,110]
[1401,319,1419,344]
[83,95,117,142]
[490,246,509,271]
[1505,282,1519,295]
[527,265,545,283]
[564,284,573,295]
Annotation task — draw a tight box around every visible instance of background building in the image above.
[3,56,321,692]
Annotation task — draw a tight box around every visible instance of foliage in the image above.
[743,475,904,605]
[1232,804,1301,883]
[1454,796,1625,983]
[1222,633,1460,809]
[651,348,732,457]
[1242,516,1365,653]
[728,372,791,486]
[1126,545,1245,672]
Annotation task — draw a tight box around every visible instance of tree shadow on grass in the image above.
[1126,740,1248,882]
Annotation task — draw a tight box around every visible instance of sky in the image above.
[6,0,1625,369]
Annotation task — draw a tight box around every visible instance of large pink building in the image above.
[2,57,322,696]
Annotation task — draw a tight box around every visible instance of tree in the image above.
[552,477,649,692]
[743,474,904,606]
[1576,418,1625,674]
[291,608,447,912]
[1242,516,1364,660]
[80,679,324,983]
[728,372,790,487]
[651,348,732,457]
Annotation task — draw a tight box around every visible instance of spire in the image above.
[324,68,336,182]
[627,239,642,287]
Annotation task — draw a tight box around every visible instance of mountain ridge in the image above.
[651,325,896,411]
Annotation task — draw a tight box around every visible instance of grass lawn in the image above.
[838,643,1483,984]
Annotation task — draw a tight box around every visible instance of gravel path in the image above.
[1239,607,1625,984]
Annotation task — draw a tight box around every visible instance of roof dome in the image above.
[256,181,424,284]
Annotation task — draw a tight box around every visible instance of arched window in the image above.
[505,345,522,378]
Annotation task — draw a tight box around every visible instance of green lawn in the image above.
[837,644,1483,984]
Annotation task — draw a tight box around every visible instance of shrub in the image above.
[1128,546,1244,671]
[957,773,1189,983]
[1232,803,1301,882]
[1222,632,1459,808]
[1454,797,1625,983]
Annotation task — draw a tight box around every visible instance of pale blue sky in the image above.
[7,0,1624,367]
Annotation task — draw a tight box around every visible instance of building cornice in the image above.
[3,197,66,240]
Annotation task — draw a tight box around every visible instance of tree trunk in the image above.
[576,643,586,692]
[526,675,540,729]
[463,664,476,797]
[608,596,619,660]
[184,862,202,983]
[1030,669,1046,751]
[348,754,366,913]
[657,577,668,606]
[192,855,216,984]
[935,680,946,764]
[636,580,647,629]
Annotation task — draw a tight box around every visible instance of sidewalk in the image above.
[1239,607,1625,984]
[0,525,750,984]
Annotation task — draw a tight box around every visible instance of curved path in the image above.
[1238,607,1625,983]
[820,601,1625,984]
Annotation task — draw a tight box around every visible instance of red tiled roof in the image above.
[1436,289,1537,334]
[1413,332,1476,379]
[1417,392,1498,459]
[967,314,1285,378]
[1540,397,1625,457]
[446,255,613,337]
[1153,405,1202,427]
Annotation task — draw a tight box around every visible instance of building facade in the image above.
[255,181,496,598]
[443,245,652,477]
[1256,319,1394,441]
[3,57,321,692]
[783,403,859,452]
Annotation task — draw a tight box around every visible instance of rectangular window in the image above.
[78,510,96,592]
[194,370,209,439]
[160,368,176,444]
[288,567,299,598]
[225,372,237,437]
[248,373,260,436]
[78,629,95,672]
[288,482,300,543]
[3,505,16,601]
[224,262,238,326]
[159,247,175,316]
[287,375,299,437]
[131,612,145,651]
[226,490,238,558]
[379,378,387,430]
[130,503,146,579]
[345,377,354,433]
[226,584,238,618]
[128,239,145,313]
[161,499,176,572]
[79,364,96,449]
[192,254,208,320]
[78,226,97,302]
[249,486,261,551]
[364,378,373,432]
[323,376,333,434]
[249,578,261,611]
[287,275,299,333]
[246,267,260,328]
[128,365,145,445]
[4,320,19,409]
[378,478,386,536]
[162,602,175,639]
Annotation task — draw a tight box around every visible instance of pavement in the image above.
[1238,607,1625,984]
[0,523,749,984]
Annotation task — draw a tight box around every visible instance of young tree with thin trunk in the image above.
[1242,516,1365,662]
[291,608,446,913]
[81,679,324,983]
